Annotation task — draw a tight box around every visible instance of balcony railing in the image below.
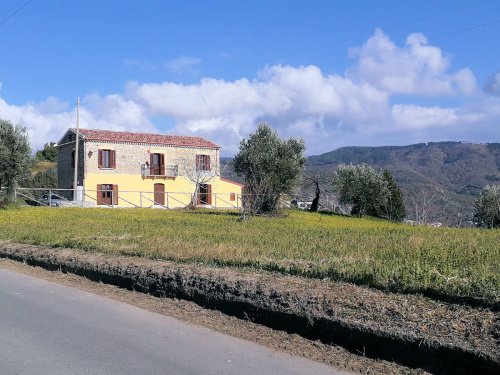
[141,164,178,178]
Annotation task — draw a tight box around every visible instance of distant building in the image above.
[291,199,313,210]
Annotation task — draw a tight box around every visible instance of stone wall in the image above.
[84,141,220,177]
[57,139,84,199]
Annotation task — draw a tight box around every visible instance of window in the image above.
[98,149,116,169]
[150,153,165,175]
[196,154,211,171]
[71,150,75,168]
[230,193,236,201]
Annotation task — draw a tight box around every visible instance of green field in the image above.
[0,207,498,303]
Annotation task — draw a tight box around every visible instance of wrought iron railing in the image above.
[141,164,178,177]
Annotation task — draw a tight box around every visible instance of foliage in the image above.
[474,185,500,228]
[332,164,405,221]
[333,164,385,217]
[0,119,32,203]
[382,169,406,221]
[0,207,498,303]
[35,142,57,162]
[33,168,57,189]
[234,123,306,215]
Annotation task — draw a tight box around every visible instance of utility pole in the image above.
[73,98,80,200]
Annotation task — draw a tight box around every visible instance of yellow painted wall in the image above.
[83,173,242,208]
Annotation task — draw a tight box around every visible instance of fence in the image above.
[291,194,340,212]
[9,187,347,216]
[13,187,246,210]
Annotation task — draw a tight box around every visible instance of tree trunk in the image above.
[309,183,320,212]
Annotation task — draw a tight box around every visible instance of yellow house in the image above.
[56,128,243,208]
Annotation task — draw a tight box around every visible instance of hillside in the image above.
[222,142,500,225]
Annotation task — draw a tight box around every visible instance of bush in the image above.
[474,185,500,228]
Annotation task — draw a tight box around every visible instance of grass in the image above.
[31,161,56,174]
[0,207,498,303]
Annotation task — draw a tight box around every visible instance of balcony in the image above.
[141,164,178,178]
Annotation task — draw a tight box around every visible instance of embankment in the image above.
[0,241,498,375]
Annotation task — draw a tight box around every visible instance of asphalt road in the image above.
[0,268,347,375]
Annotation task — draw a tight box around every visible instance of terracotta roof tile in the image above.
[220,178,245,187]
[77,128,220,149]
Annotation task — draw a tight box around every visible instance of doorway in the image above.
[154,183,165,205]
[198,184,212,205]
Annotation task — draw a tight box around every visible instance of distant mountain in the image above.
[222,142,500,225]
[307,142,500,225]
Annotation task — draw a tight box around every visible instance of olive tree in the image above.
[332,164,405,221]
[233,123,305,216]
[302,170,332,212]
[0,119,31,203]
[474,185,500,228]
[382,169,406,221]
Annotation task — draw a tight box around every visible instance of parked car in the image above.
[39,194,67,207]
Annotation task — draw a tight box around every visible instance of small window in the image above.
[196,155,211,171]
[71,150,75,168]
[230,193,236,201]
[98,149,116,169]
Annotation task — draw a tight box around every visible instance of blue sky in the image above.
[1,0,499,155]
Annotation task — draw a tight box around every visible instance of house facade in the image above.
[57,128,243,208]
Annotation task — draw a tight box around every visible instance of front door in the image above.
[154,183,165,205]
[198,184,212,205]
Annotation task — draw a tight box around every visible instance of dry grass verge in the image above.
[0,258,422,375]
[0,241,497,375]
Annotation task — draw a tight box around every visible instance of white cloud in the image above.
[0,29,498,155]
[127,64,390,152]
[348,28,477,96]
[0,94,155,152]
[392,105,458,130]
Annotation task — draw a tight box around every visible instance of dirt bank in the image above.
[0,241,498,374]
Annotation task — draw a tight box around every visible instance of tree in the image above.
[302,170,332,212]
[233,123,305,216]
[35,142,57,162]
[0,119,31,203]
[474,185,500,228]
[176,155,218,208]
[332,164,405,221]
[406,189,445,225]
[381,169,406,221]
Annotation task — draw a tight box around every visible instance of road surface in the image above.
[0,268,347,375]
